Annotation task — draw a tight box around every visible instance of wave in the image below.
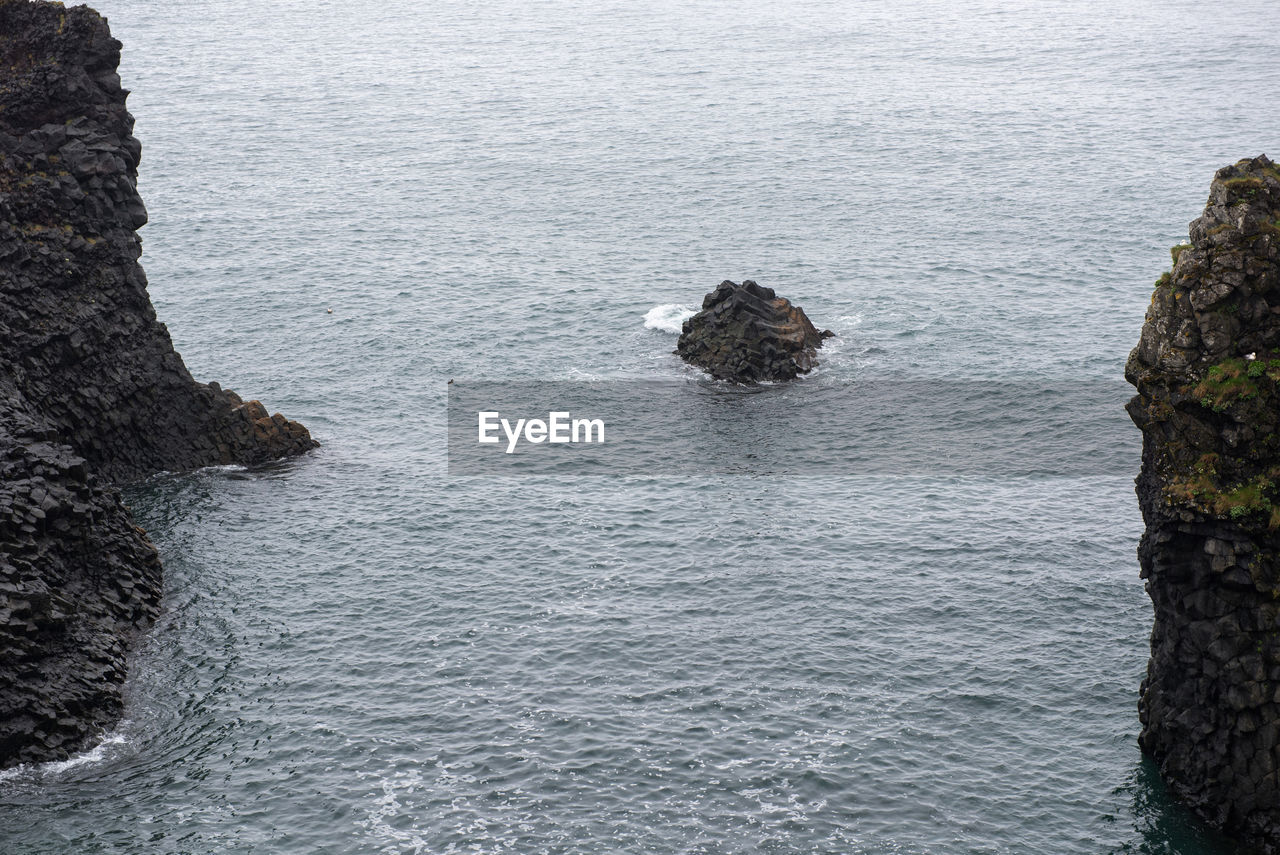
[0,730,129,782]
[643,304,696,334]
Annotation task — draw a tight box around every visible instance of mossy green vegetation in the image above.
[1166,452,1221,505]
[1224,175,1266,196]
[1193,358,1261,411]
[1162,354,1280,525]
[1170,243,1192,265]
[1166,452,1280,527]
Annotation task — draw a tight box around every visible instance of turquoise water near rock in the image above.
[2,0,1279,851]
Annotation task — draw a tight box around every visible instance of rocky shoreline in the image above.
[0,0,315,768]
[1127,155,1280,849]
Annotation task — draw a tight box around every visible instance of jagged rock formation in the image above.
[0,389,161,767]
[0,0,316,768]
[676,280,832,383]
[1127,155,1280,849]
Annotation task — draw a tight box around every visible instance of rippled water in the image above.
[3,0,1280,852]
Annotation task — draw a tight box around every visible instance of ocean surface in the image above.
[3,0,1280,852]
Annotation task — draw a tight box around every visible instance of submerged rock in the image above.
[676,280,832,383]
[1126,155,1280,850]
[0,1,316,769]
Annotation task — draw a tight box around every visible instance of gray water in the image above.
[2,0,1278,851]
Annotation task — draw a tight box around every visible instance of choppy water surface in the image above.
[4,0,1280,851]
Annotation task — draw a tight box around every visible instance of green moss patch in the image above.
[1166,454,1280,526]
[1224,175,1266,193]
[1194,358,1261,411]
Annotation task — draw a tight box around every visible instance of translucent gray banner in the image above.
[446,380,1138,477]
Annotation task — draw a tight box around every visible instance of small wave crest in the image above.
[0,730,129,782]
[643,304,696,334]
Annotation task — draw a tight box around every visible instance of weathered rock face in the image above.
[676,280,832,383]
[0,387,162,767]
[1126,155,1280,849]
[0,0,315,483]
[0,0,316,769]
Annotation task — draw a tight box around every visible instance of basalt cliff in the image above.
[677,280,832,383]
[1127,155,1280,849]
[0,0,315,768]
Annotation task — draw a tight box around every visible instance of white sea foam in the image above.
[361,769,430,854]
[0,730,129,782]
[643,304,696,334]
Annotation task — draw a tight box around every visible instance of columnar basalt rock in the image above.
[0,0,316,768]
[1127,155,1280,849]
[676,279,833,383]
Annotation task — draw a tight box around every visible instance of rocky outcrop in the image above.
[1127,155,1280,849]
[676,280,832,383]
[0,0,316,768]
[0,389,162,767]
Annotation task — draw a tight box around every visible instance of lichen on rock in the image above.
[1127,155,1280,849]
[676,279,833,383]
[0,0,316,769]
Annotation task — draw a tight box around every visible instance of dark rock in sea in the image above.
[676,280,833,383]
[1126,155,1280,850]
[0,1,316,769]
